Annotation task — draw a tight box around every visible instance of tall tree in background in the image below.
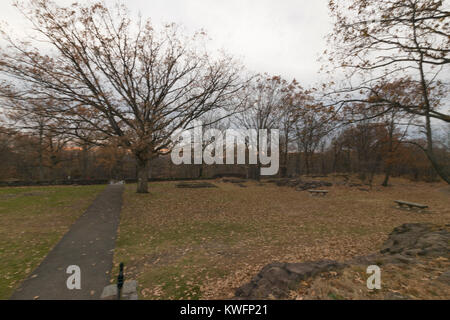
[2,97,72,181]
[367,81,416,186]
[294,103,335,175]
[326,0,450,183]
[4,99,52,181]
[0,0,245,193]
[236,75,286,180]
[278,80,309,177]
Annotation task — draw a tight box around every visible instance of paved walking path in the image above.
[10,185,124,300]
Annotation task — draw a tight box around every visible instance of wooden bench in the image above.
[308,190,329,197]
[394,200,428,211]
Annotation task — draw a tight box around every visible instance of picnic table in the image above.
[394,200,428,211]
[308,190,329,197]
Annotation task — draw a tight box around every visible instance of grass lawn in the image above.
[113,177,450,299]
[0,184,106,299]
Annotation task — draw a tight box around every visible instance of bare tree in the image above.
[2,96,73,181]
[0,0,245,192]
[326,0,450,183]
[236,75,286,180]
[278,80,308,177]
[294,103,334,175]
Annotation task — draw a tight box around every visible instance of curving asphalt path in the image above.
[10,184,124,300]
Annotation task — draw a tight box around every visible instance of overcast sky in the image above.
[0,0,332,86]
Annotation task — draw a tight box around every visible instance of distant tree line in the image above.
[0,0,448,192]
[0,121,447,185]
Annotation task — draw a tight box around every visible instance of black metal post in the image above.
[117,262,124,300]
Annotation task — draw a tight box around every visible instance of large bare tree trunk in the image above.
[304,151,310,175]
[282,145,289,178]
[382,124,394,187]
[255,132,261,181]
[136,158,149,193]
[38,125,44,181]
[424,112,449,183]
[256,163,261,181]
[425,149,450,184]
[198,164,204,179]
[382,166,391,187]
[81,144,89,179]
[419,55,450,184]
[295,152,301,176]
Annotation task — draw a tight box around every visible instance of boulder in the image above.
[380,223,450,258]
[234,223,450,299]
[437,271,450,286]
[235,260,347,299]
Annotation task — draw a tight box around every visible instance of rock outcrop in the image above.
[234,223,450,299]
[176,182,217,188]
[380,223,449,258]
[235,260,347,299]
[269,178,332,191]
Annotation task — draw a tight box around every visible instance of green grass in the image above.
[327,292,345,300]
[0,185,106,299]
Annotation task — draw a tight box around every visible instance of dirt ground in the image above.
[112,176,450,299]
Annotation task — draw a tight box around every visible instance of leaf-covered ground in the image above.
[0,185,106,299]
[292,256,449,300]
[113,176,450,299]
